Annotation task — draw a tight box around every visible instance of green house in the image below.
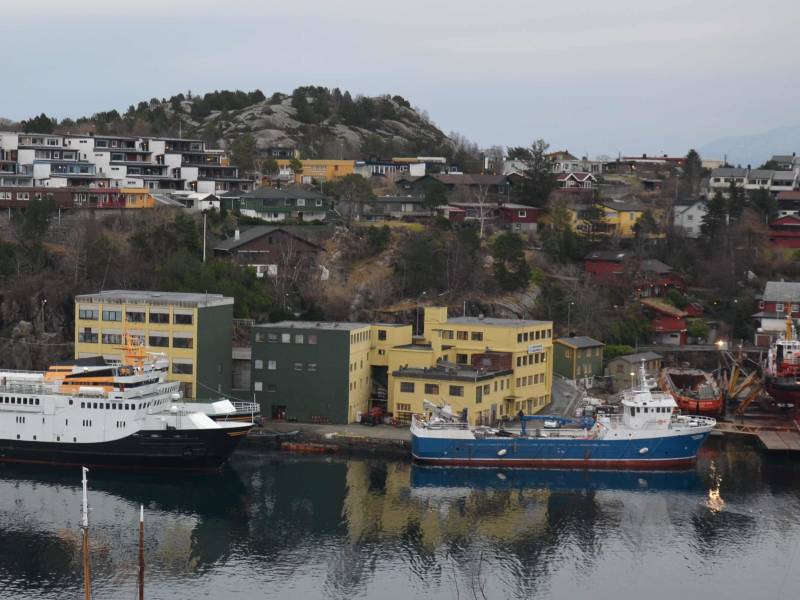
[553,336,604,381]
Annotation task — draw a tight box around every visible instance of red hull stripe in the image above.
[412,455,697,469]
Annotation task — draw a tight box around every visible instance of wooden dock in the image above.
[715,417,800,453]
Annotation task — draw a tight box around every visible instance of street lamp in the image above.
[416,291,427,336]
[567,301,575,335]
[41,298,47,333]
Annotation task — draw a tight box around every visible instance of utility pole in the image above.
[202,210,207,263]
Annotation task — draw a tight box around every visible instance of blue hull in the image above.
[411,430,711,470]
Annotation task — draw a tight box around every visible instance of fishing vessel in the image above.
[659,366,724,416]
[0,336,252,470]
[411,364,716,469]
[764,315,800,412]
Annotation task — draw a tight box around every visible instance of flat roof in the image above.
[612,352,663,364]
[445,316,551,327]
[393,362,512,382]
[254,321,370,331]
[556,336,604,349]
[75,289,233,308]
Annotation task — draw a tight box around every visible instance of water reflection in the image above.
[0,439,799,600]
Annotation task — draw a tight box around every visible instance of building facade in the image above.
[250,322,372,423]
[607,352,662,392]
[753,281,800,346]
[553,337,604,381]
[74,290,233,399]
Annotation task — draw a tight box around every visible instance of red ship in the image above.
[659,366,724,416]
[764,316,800,413]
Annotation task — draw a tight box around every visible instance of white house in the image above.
[673,201,707,238]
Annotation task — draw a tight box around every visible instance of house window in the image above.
[174,313,193,325]
[471,332,483,341]
[266,384,277,392]
[126,311,145,323]
[456,354,468,364]
[254,381,263,392]
[294,362,303,371]
[307,363,317,372]
[281,333,291,343]
[173,337,193,349]
[518,210,527,217]
[79,308,98,320]
[149,312,169,324]
[255,360,264,369]
[308,335,318,345]
[400,382,415,393]
[295,334,304,344]
[148,335,169,347]
[102,310,122,322]
[424,384,439,394]
[378,330,387,341]
[777,303,785,312]
[172,362,193,375]
[267,360,276,370]
[449,385,464,397]
[457,331,468,341]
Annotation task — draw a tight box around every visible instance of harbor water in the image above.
[0,438,799,599]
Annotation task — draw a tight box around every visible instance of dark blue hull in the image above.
[411,430,711,469]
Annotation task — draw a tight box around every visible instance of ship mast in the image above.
[138,504,145,600]
[81,466,92,600]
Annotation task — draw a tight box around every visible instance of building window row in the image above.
[172,362,193,375]
[257,332,318,345]
[516,373,546,387]
[441,330,485,342]
[350,330,369,345]
[517,329,551,343]
[516,352,546,367]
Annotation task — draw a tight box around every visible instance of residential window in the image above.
[295,334,304,344]
[174,313,193,325]
[149,335,169,347]
[255,360,263,369]
[441,330,454,340]
[293,362,303,371]
[254,381,263,392]
[396,403,411,412]
[308,335,318,345]
[456,331,469,340]
[307,363,317,372]
[267,360,276,370]
[378,329,387,341]
[79,308,98,320]
[281,333,291,343]
[268,333,279,343]
[79,329,98,343]
[172,337,193,349]
[449,385,464,397]
[149,312,169,324]
[456,354,468,364]
[400,382,415,393]
[471,332,483,341]
[126,311,145,323]
[266,384,277,392]
[102,310,122,322]
[424,383,439,394]
[518,210,527,217]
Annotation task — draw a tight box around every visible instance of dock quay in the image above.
[715,416,800,453]
[241,422,411,459]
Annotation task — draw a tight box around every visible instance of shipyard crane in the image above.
[720,344,766,416]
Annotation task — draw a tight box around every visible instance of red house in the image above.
[498,203,541,232]
[584,251,685,296]
[768,215,800,249]
[641,298,688,346]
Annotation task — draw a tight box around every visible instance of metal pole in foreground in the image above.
[81,467,92,600]
[139,505,144,600]
[202,210,207,263]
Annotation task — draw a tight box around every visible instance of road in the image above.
[549,376,583,418]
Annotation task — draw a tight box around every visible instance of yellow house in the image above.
[563,199,651,239]
[275,159,355,184]
[74,290,233,399]
[119,188,156,209]
[386,307,553,425]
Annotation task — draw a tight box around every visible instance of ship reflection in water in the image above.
[1,439,800,600]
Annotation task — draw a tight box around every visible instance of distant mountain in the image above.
[14,87,454,160]
[698,124,800,167]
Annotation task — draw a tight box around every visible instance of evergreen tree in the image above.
[750,187,778,222]
[491,232,531,290]
[682,149,703,196]
[700,191,728,240]
[514,139,556,208]
[21,113,56,133]
[726,179,745,221]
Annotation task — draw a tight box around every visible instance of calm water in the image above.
[1,440,799,600]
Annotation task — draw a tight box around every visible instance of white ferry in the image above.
[0,336,252,470]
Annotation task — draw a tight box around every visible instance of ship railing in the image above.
[231,401,260,415]
[424,421,471,430]
[0,382,53,394]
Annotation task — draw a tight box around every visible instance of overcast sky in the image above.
[2,0,798,157]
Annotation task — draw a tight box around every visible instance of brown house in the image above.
[213,226,324,278]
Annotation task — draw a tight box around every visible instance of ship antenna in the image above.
[639,360,647,391]
[81,466,92,600]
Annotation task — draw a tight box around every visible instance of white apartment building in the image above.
[673,201,707,238]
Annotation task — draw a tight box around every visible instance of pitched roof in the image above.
[242,185,327,201]
[556,336,604,349]
[747,169,773,179]
[430,173,507,186]
[600,198,645,212]
[548,150,579,161]
[777,191,800,201]
[557,171,595,182]
[763,281,800,303]
[710,167,747,177]
[639,259,672,274]
[640,298,687,317]
[771,154,796,163]
[213,226,324,252]
[613,352,662,364]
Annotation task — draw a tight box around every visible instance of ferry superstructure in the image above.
[411,363,716,469]
[0,337,251,470]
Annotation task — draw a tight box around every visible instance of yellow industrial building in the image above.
[274,159,355,184]
[74,290,234,399]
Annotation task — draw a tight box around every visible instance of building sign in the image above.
[528,344,543,354]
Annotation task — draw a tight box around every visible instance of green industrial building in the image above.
[250,321,372,423]
[553,336,605,381]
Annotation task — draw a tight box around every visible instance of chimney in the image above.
[234,229,240,240]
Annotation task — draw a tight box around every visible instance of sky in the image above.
[2,0,799,157]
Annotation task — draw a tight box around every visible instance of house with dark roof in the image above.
[777,191,800,218]
[607,352,662,392]
[584,251,684,297]
[213,226,325,278]
[768,215,800,249]
[395,173,510,201]
[220,186,330,223]
[556,171,596,190]
[753,281,800,346]
[362,195,433,220]
[553,336,604,381]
